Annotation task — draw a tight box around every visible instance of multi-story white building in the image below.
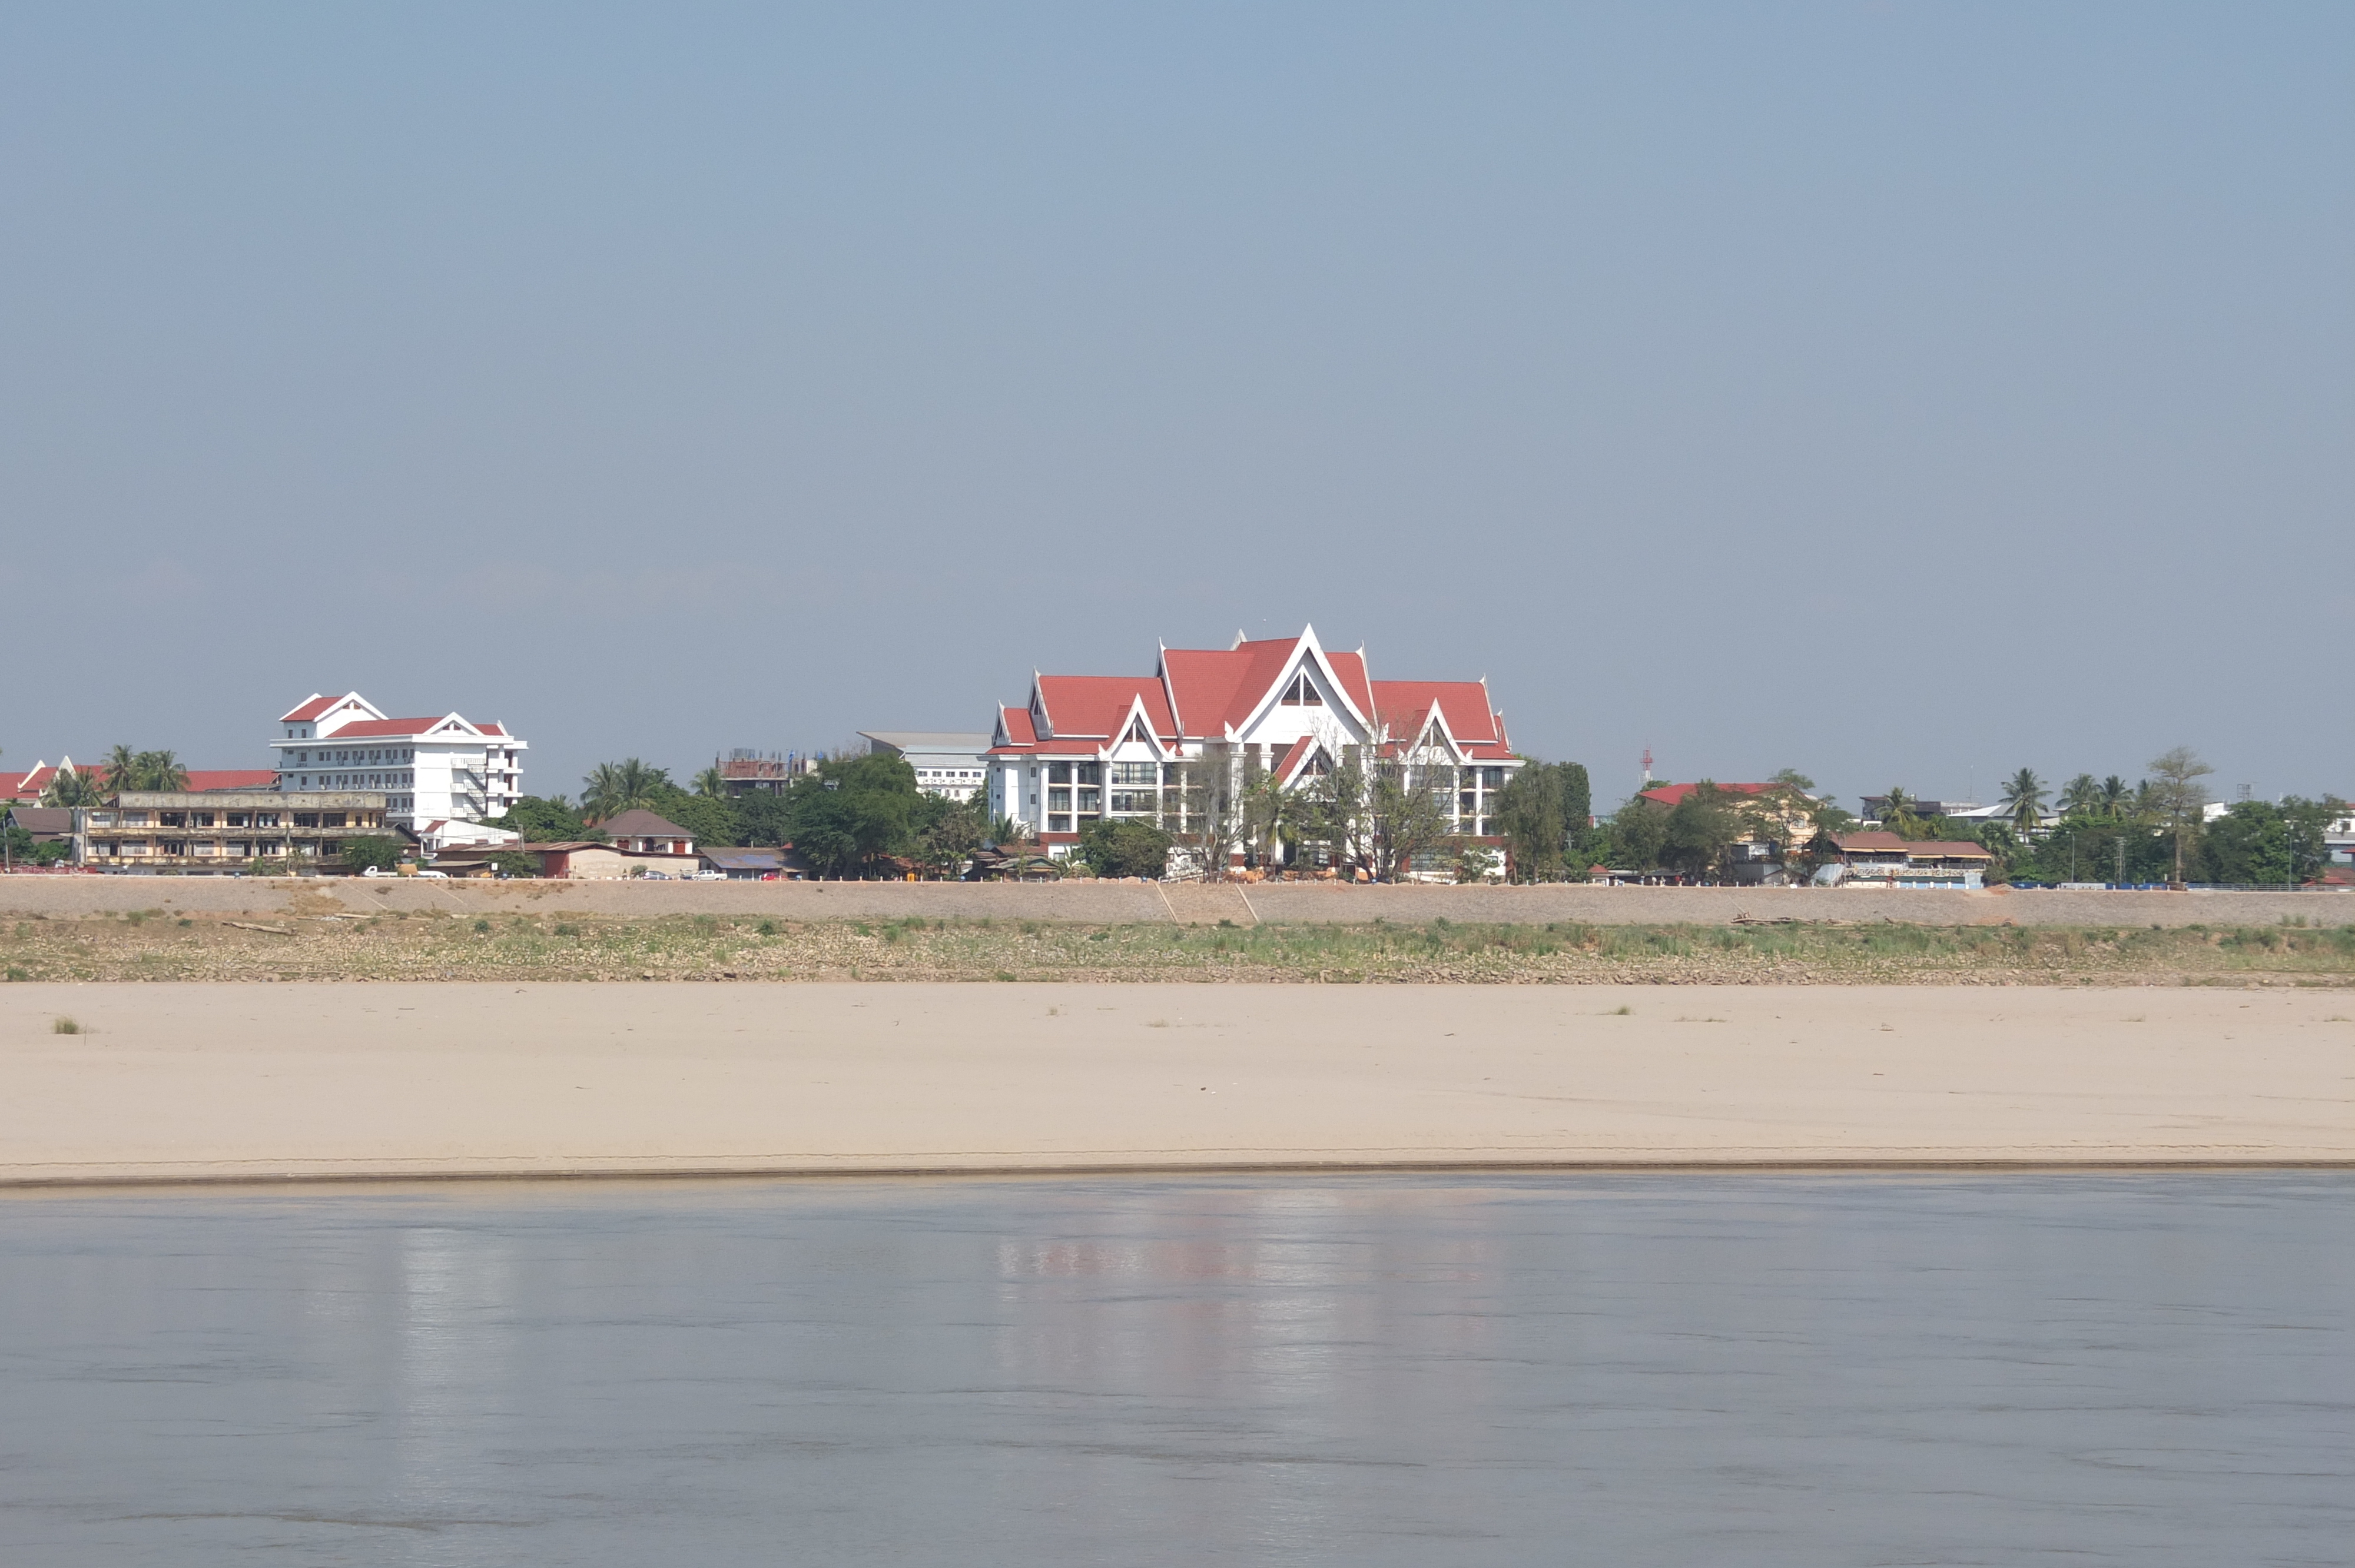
[858,732,993,802]
[271,692,526,828]
[985,625,1521,865]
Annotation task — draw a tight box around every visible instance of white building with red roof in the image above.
[272,693,526,827]
[987,625,1520,863]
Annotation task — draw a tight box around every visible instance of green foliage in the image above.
[39,766,105,807]
[1077,818,1172,879]
[490,850,542,879]
[1494,760,1593,881]
[490,796,605,842]
[1999,768,2046,833]
[1659,782,1741,878]
[782,753,923,877]
[1604,794,1669,871]
[581,759,673,820]
[95,746,190,794]
[337,836,406,873]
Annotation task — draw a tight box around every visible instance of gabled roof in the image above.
[327,715,477,739]
[598,808,694,841]
[280,694,339,722]
[1031,676,1175,739]
[1832,832,1993,861]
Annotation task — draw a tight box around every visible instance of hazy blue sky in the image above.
[4,3,2349,810]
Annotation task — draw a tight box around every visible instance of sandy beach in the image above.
[3,983,2349,1183]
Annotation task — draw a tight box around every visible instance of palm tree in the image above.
[1999,768,2046,835]
[41,765,105,808]
[692,766,727,799]
[137,749,189,792]
[102,743,142,792]
[1880,787,1922,836]
[579,759,673,820]
[2059,773,2101,816]
[2099,775,2131,818]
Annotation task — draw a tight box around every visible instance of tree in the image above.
[2144,746,2214,884]
[2098,775,2132,818]
[1879,787,1925,837]
[337,835,405,873]
[137,750,190,792]
[40,766,105,808]
[692,766,728,798]
[1362,743,1454,882]
[103,744,141,792]
[490,796,604,842]
[1494,761,1594,882]
[1604,795,1669,872]
[581,759,674,820]
[2059,774,2102,816]
[1769,768,1816,792]
[1659,782,1742,879]
[1078,818,1172,879]
[2199,801,2291,886]
[782,752,924,876]
[490,849,542,878]
[1999,769,2046,835]
[1165,742,1245,879]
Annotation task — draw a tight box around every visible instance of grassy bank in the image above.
[4,908,2354,985]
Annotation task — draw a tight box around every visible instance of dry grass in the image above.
[2,910,2353,986]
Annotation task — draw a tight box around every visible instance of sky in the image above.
[3,2,2349,813]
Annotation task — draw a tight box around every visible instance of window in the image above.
[1076,786,1102,813]
[293,813,319,828]
[1110,763,1157,786]
[1074,763,1102,786]
[1049,762,1072,784]
[1126,717,1152,744]
[1048,787,1072,812]
[1049,814,1072,833]
[1279,673,1323,706]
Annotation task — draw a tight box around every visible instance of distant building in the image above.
[1820,831,1994,890]
[596,808,702,876]
[701,846,807,880]
[273,693,526,827]
[859,733,993,803]
[711,750,810,798]
[984,625,1519,868]
[76,791,390,873]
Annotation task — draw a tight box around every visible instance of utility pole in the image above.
[2115,835,2125,888]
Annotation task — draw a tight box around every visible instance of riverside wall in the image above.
[0,875,2347,927]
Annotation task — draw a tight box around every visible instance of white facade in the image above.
[987,626,1521,865]
[272,692,526,828]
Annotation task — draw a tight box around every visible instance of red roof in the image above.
[280,695,339,722]
[989,629,1513,761]
[327,716,460,739]
[1637,782,1776,808]
[1033,676,1175,740]
[4,765,279,796]
[1370,680,1512,758]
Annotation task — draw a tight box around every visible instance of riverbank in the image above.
[4,905,2352,985]
[2,875,2349,928]
[3,984,2349,1183]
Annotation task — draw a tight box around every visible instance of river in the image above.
[2,1174,2348,1564]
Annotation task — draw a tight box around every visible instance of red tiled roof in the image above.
[1370,680,1502,746]
[1637,782,1775,809]
[328,716,463,739]
[281,695,338,722]
[477,723,506,737]
[1274,735,1315,782]
[4,765,277,796]
[1033,676,1175,740]
[1322,650,1375,721]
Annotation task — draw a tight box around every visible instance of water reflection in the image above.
[0,1175,2349,1566]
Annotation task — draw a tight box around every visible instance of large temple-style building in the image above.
[986,626,1520,865]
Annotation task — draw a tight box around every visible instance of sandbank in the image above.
[2,984,2349,1184]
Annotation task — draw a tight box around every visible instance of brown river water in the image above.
[1,1174,2349,1565]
